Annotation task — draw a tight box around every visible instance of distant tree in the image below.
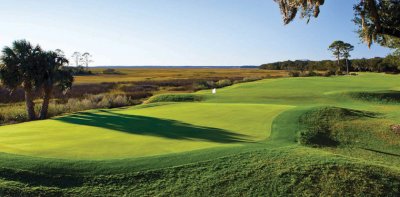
[81,52,93,70]
[328,41,354,74]
[382,38,400,72]
[275,0,400,47]
[342,43,355,74]
[352,58,368,71]
[383,54,400,72]
[0,40,42,120]
[260,56,400,73]
[38,51,74,119]
[328,41,346,67]
[71,52,81,67]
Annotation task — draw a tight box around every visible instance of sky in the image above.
[0,0,393,66]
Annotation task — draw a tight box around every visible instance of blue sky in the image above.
[0,0,393,66]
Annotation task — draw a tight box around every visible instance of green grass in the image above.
[0,103,291,159]
[1,72,400,195]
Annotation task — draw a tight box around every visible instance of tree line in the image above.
[260,56,400,73]
[260,39,400,74]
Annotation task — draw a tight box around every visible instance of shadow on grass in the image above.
[57,110,249,143]
[349,90,400,104]
[360,148,400,157]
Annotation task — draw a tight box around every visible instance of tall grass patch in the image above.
[0,94,134,125]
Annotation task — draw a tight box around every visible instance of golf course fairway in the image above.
[0,73,400,196]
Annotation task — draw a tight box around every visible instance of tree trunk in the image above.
[39,86,52,120]
[346,59,349,75]
[337,52,340,66]
[24,87,36,120]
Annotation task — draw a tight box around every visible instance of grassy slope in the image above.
[0,73,400,195]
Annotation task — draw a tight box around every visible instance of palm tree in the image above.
[38,50,73,119]
[0,40,42,120]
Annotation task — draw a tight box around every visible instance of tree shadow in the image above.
[56,110,249,143]
[349,90,400,104]
[360,147,400,157]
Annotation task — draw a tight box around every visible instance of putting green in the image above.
[0,103,291,159]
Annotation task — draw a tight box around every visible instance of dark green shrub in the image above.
[242,76,263,82]
[147,94,203,103]
[335,70,344,75]
[299,71,319,77]
[193,81,216,90]
[216,79,232,88]
[324,70,336,77]
[288,71,300,77]
[65,66,93,76]
[0,114,3,123]
[102,69,121,75]
[206,81,216,87]
[308,71,318,76]
[193,83,208,90]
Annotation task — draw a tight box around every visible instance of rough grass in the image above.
[298,107,377,147]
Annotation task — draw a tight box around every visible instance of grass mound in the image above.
[348,90,400,103]
[298,107,377,147]
[147,94,203,103]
